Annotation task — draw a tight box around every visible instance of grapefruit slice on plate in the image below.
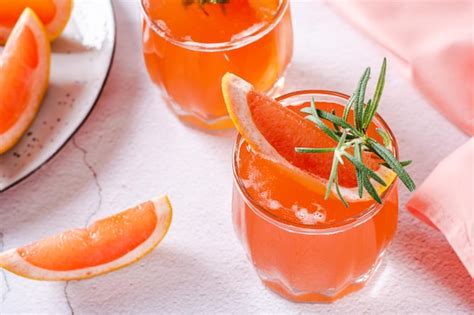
[222,73,396,202]
[0,8,50,154]
[0,0,73,44]
[0,195,173,281]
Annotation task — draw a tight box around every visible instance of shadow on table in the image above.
[52,36,93,54]
[65,246,229,313]
[394,219,474,309]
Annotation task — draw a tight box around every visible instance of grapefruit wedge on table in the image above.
[0,0,73,44]
[0,195,172,281]
[0,8,50,154]
[222,73,396,202]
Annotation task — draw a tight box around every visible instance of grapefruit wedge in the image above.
[222,73,396,202]
[0,0,73,44]
[0,8,50,154]
[0,195,172,281]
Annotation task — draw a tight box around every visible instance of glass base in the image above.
[257,252,385,303]
[163,75,287,132]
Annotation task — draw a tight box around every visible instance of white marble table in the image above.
[1,1,472,314]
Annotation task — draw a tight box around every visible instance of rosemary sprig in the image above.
[183,0,229,15]
[294,58,416,207]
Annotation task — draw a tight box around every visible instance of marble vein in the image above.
[63,281,75,315]
[72,138,103,226]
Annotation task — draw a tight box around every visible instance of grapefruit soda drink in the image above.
[232,90,399,302]
[141,0,293,130]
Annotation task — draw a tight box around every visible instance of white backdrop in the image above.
[1,1,471,313]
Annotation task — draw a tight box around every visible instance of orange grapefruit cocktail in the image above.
[141,0,293,130]
[233,91,398,302]
[223,61,415,302]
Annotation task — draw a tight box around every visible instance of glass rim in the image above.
[232,89,399,235]
[140,0,290,52]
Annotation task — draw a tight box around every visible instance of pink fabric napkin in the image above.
[329,0,474,277]
[406,139,474,278]
[330,0,474,135]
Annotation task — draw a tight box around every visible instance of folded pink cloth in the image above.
[330,0,474,135]
[330,0,474,277]
[406,138,473,278]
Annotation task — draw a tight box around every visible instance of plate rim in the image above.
[0,0,117,193]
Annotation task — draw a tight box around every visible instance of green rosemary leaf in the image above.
[354,142,364,198]
[306,98,339,142]
[342,152,387,186]
[304,108,365,138]
[335,151,345,165]
[294,59,415,205]
[331,109,340,131]
[336,130,348,152]
[326,155,340,200]
[400,160,412,167]
[376,128,391,147]
[362,175,382,204]
[363,58,386,129]
[367,139,416,191]
[343,91,357,121]
[362,99,373,131]
[300,107,312,114]
[325,131,348,200]
[382,160,412,168]
[335,177,349,208]
[335,131,358,140]
[316,109,357,132]
[354,67,370,131]
[305,116,339,142]
[295,147,335,153]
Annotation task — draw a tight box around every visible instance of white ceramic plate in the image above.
[0,0,116,192]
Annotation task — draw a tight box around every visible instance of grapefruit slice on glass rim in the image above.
[222,73,396,202]
[0,0,73,44]
[0,8,50,154]
[0,195,172,281]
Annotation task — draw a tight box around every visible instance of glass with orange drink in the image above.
[232,91,399,302]
[141,0,293,130]
[223,60,415,302]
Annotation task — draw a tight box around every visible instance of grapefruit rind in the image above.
[222,73,396,202]
[0,8,50,154]
[223,72,328,196]
[0,195,173,281]
[0,0,73,44]
[222,73,281,162]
